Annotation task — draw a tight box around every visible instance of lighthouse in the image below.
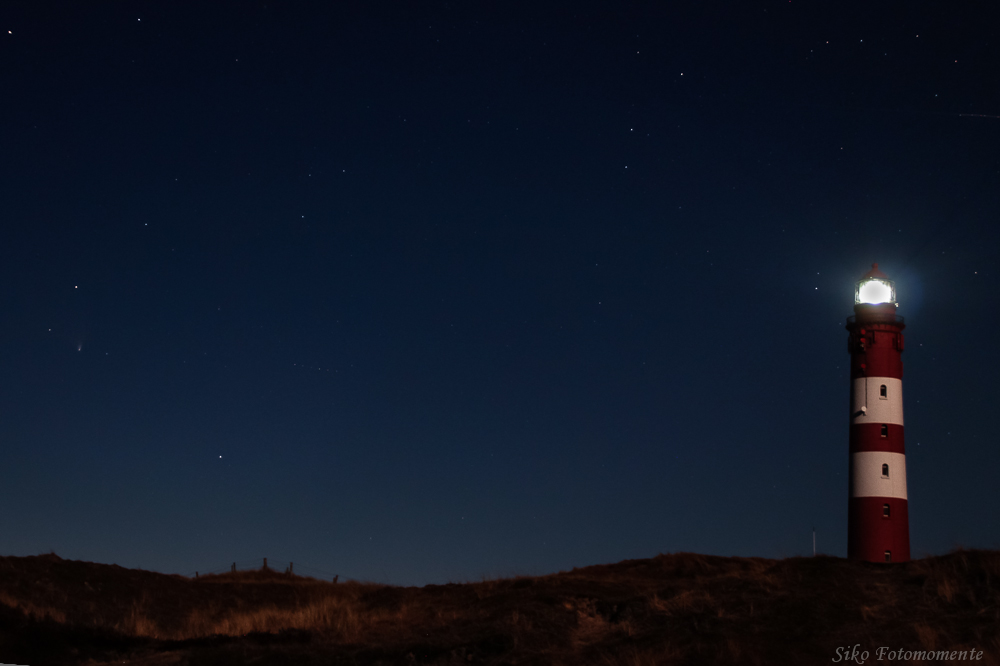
[846,264,910,563]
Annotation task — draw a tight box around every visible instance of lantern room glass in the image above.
[855,278,896,305]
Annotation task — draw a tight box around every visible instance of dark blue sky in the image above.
[2,1,998,585]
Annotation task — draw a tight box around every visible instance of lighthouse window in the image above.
[882,463,889,478]
[883,503,891,518]
[879,384,887,399]
[880,424,888,438]
[885,550,892,563]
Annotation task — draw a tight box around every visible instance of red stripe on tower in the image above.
[846,263,911,563]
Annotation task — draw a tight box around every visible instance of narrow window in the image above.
[879,384,887,399]
[883,503,890,518]
[884,550,892,563]
[881,424,888,438]
[882,463,889,478]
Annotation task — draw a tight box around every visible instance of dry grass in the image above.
[913,622,939,651]
[0,590,67,624]
[184,596,362,640]
[647,588,713,616]
[99,585,390,642]
[2,549,1000,665]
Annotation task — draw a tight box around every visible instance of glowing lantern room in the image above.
[855,263,897,306]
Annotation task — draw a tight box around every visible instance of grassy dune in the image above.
[1,550,998,665]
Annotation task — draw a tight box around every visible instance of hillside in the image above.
[1,550,998,665]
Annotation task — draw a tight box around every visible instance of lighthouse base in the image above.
[848,497,910,563]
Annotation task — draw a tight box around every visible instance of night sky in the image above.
[2,2,999,586]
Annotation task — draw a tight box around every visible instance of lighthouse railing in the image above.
[846,314,904,326]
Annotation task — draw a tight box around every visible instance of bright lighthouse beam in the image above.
[856,279,894,305]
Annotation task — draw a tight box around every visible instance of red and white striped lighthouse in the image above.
[846,264,911,563]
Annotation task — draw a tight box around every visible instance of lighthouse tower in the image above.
[846,264,910,563]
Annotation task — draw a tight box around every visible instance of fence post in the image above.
[232,563,236,573]
[195,572,198,579]
[333,575,338,584]
[290,562,293,575]
[263,557,267,570]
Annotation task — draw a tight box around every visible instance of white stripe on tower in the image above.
[849,452,908,499]
[850,377,904,425]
